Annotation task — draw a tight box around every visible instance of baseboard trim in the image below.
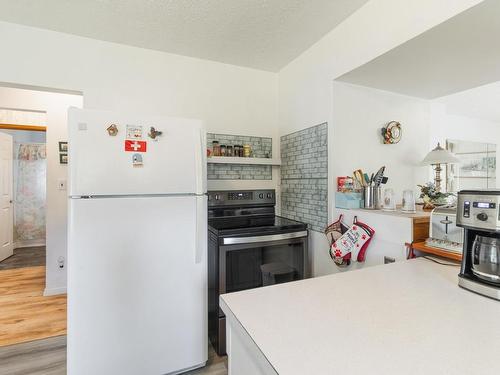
[14,240,46,248]
[43,287,67,296]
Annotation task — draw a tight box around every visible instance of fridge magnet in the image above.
[58,141,68,152]
[107,124,119,136]
[125,140,147,152]
[132,153,143,167]
[148,126,163,140]
[59,153,68,164]
[381,121,402,144]
[126,125,143,139]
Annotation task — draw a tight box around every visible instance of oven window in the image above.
[225,242,305,294]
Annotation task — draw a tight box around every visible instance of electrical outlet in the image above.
[57,179,67,190]
[384,256,396,264]
[58,256,65,269]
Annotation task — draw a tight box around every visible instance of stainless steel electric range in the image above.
[207,189,308,355]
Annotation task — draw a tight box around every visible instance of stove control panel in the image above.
[208,189,275,207]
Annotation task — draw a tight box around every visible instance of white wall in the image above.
[0,87,83,294]
[0,108,46,126]
[0,21,279,188]
[332,82,430,203]
[0,21,278,293]
[278,0,483,277]
[307,82,431,277]
[430,102,500,185]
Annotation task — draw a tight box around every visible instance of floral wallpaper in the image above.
[15,144,47,241]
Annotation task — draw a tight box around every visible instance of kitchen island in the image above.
[220,259,500,374]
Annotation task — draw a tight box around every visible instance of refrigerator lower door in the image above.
[68,195,207,375]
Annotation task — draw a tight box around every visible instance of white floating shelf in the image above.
[207,156,281,166]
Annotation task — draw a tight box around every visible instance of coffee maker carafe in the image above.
[457,190,500,300]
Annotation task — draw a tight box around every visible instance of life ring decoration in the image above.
[381,121,402,144]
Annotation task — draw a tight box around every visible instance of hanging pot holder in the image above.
[330,216,375,264]
[352,217,375,262]
[325,214,349,245]
[325,215,350,267]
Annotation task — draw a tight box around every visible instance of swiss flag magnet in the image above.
[125,140,147,152]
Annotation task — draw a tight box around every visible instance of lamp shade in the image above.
[421,143,460,165]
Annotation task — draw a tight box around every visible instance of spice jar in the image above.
[220,144,226,156]
[233,145,240,157]
[227,145,233,157]
[243,144,251,157]
[212,141,220,156]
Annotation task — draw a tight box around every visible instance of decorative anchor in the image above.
[148,127,163,140]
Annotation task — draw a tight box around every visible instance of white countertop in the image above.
[220,259,500,374]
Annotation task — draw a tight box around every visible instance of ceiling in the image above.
[0,0,368,72]
[437,81,500,123]
[337,0,500,99]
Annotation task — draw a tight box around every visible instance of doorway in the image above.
[0,121,47,269]
[0,84,84,349]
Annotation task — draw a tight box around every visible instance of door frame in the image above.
[0,123,47,254]
[0,123,47,132]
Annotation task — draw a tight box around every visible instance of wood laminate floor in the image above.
[0,336,228,375]
[0,266,67,347]
[0,246,46,270]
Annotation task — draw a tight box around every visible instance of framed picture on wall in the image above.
[446,139,496,192]
[59,141,68,152]
[59,153,68,164]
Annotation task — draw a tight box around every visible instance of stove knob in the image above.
[259,193,264,199]
[477,212,488,221]
[267,193,272,199]
[215,194,220,201]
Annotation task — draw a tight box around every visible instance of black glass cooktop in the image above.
[208,215,307,237]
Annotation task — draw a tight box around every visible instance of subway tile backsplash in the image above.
[207,164,272,180]
[207,133,272,180]
[280,123,328,232]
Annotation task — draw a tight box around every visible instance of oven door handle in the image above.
[222,231,308,245]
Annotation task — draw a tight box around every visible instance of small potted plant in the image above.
[417,182,454,210]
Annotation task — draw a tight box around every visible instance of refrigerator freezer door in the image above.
[68,108,206,196]
[67,195,207,375]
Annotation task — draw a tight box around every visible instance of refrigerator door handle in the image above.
[194,128,207,195]
[195,197,207,264]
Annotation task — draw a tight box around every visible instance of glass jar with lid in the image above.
[212,141,220,156]
[243,144,251,157]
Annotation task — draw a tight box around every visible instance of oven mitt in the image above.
[352,217,375,262]
[325,214,349,245]
[330,216,375,264]
[326,215,351,267]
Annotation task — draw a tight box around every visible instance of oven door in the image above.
[219,231,308,299]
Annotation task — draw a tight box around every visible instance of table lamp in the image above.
[421,143,460,192]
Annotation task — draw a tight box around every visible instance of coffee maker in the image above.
[457,190,500,300]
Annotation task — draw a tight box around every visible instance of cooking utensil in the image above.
[364,173,370,185]
[353,170,366,188]
[373,166,385,186]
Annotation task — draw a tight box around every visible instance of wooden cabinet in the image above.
[412,216,430,243]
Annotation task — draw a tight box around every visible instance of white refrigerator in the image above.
[67,108,207,375]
